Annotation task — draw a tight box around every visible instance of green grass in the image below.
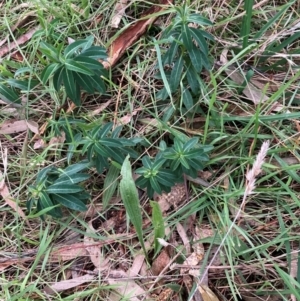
[1,0,300,300]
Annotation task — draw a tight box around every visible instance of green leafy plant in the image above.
[40,36,108,106]
[27,161,91,218]
[156,3,214,106]
[136,137,213,198]
[77,122,139,173]
[0,70,38,105]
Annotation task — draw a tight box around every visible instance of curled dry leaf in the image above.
[151,248,170,276]
[102,0,173,68]
[111,0,128,28]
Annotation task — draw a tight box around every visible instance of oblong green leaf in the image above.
[181,23,193,51]
[61,161,91,177]
[189,28,208,55]
[73,72,95,93]
[6,79,38,90]
[54,173,90,185]
[182,88,194,110]
[62,69,80,105]
[65,59,94,75]
[39,191,62,218]
[103,163,120,209]
[170,54,184,92]
[74,56,105,71]
[46,183,83,194]
[40,41,60,62]
[150,201,165,255]
[52,65,64,91]
[64,40,88,58]
[41,63,59,84]
[52,194,87,211]
[79,46,108,60]
[120,156,147,256]
[0,84,20,104]
[188,46,202,72]
[187,14,213,26]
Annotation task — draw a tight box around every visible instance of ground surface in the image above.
[0,1,300,300]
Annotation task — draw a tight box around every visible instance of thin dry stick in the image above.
[199,141,270,284]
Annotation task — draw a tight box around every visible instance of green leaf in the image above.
[186,65,200,94]
[52,65,64,91]
[54,173,90,185]
[40,41,60,62]
[61,161,91,177]
[6,79,38,90]
[73,72,95,93]
[103,163,120,209]
[74,56,105,70]
[187,14,213,26]
[198,29,214,41]
[182,88,194,110]
[150,201,165,255]
[64,40,88,58]
[183,137,198,151]
[0,84,20,105]
[62,69,81,105]
[79,46,108,60]
[170,54,184,92]
[39,191,62,218]
[52,194,87,211]
[188,45,202,72]
[154,39,173,101]
[120,156,147,257]
[46,183,83,194]
[162,40,179,65]
[88,74,107,93]
[65,59,94,75]
[189,28,208,55]
[41,63,60,84]
[181,23,193,50]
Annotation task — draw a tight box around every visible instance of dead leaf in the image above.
[0,172,26,220]
[155,183,186,213]
[88,99,112,117]
[102,0,173,68]
[107,269,148,301]
[44,274,94,295]
[151,248,170,276]
[49,243,88,262]
[111,0,128,28]
[26,120,39,134]
[84,221,109,270]
[128,254,145,277]
[0,119,38,135]
[0,26,39,58]
[0,257,33,272]
[49,131,66,146]
[198,285,220,301]
[118,110,138,125]
[33,139,46,150]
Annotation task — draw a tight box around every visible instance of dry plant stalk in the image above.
[199,141,270,284]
